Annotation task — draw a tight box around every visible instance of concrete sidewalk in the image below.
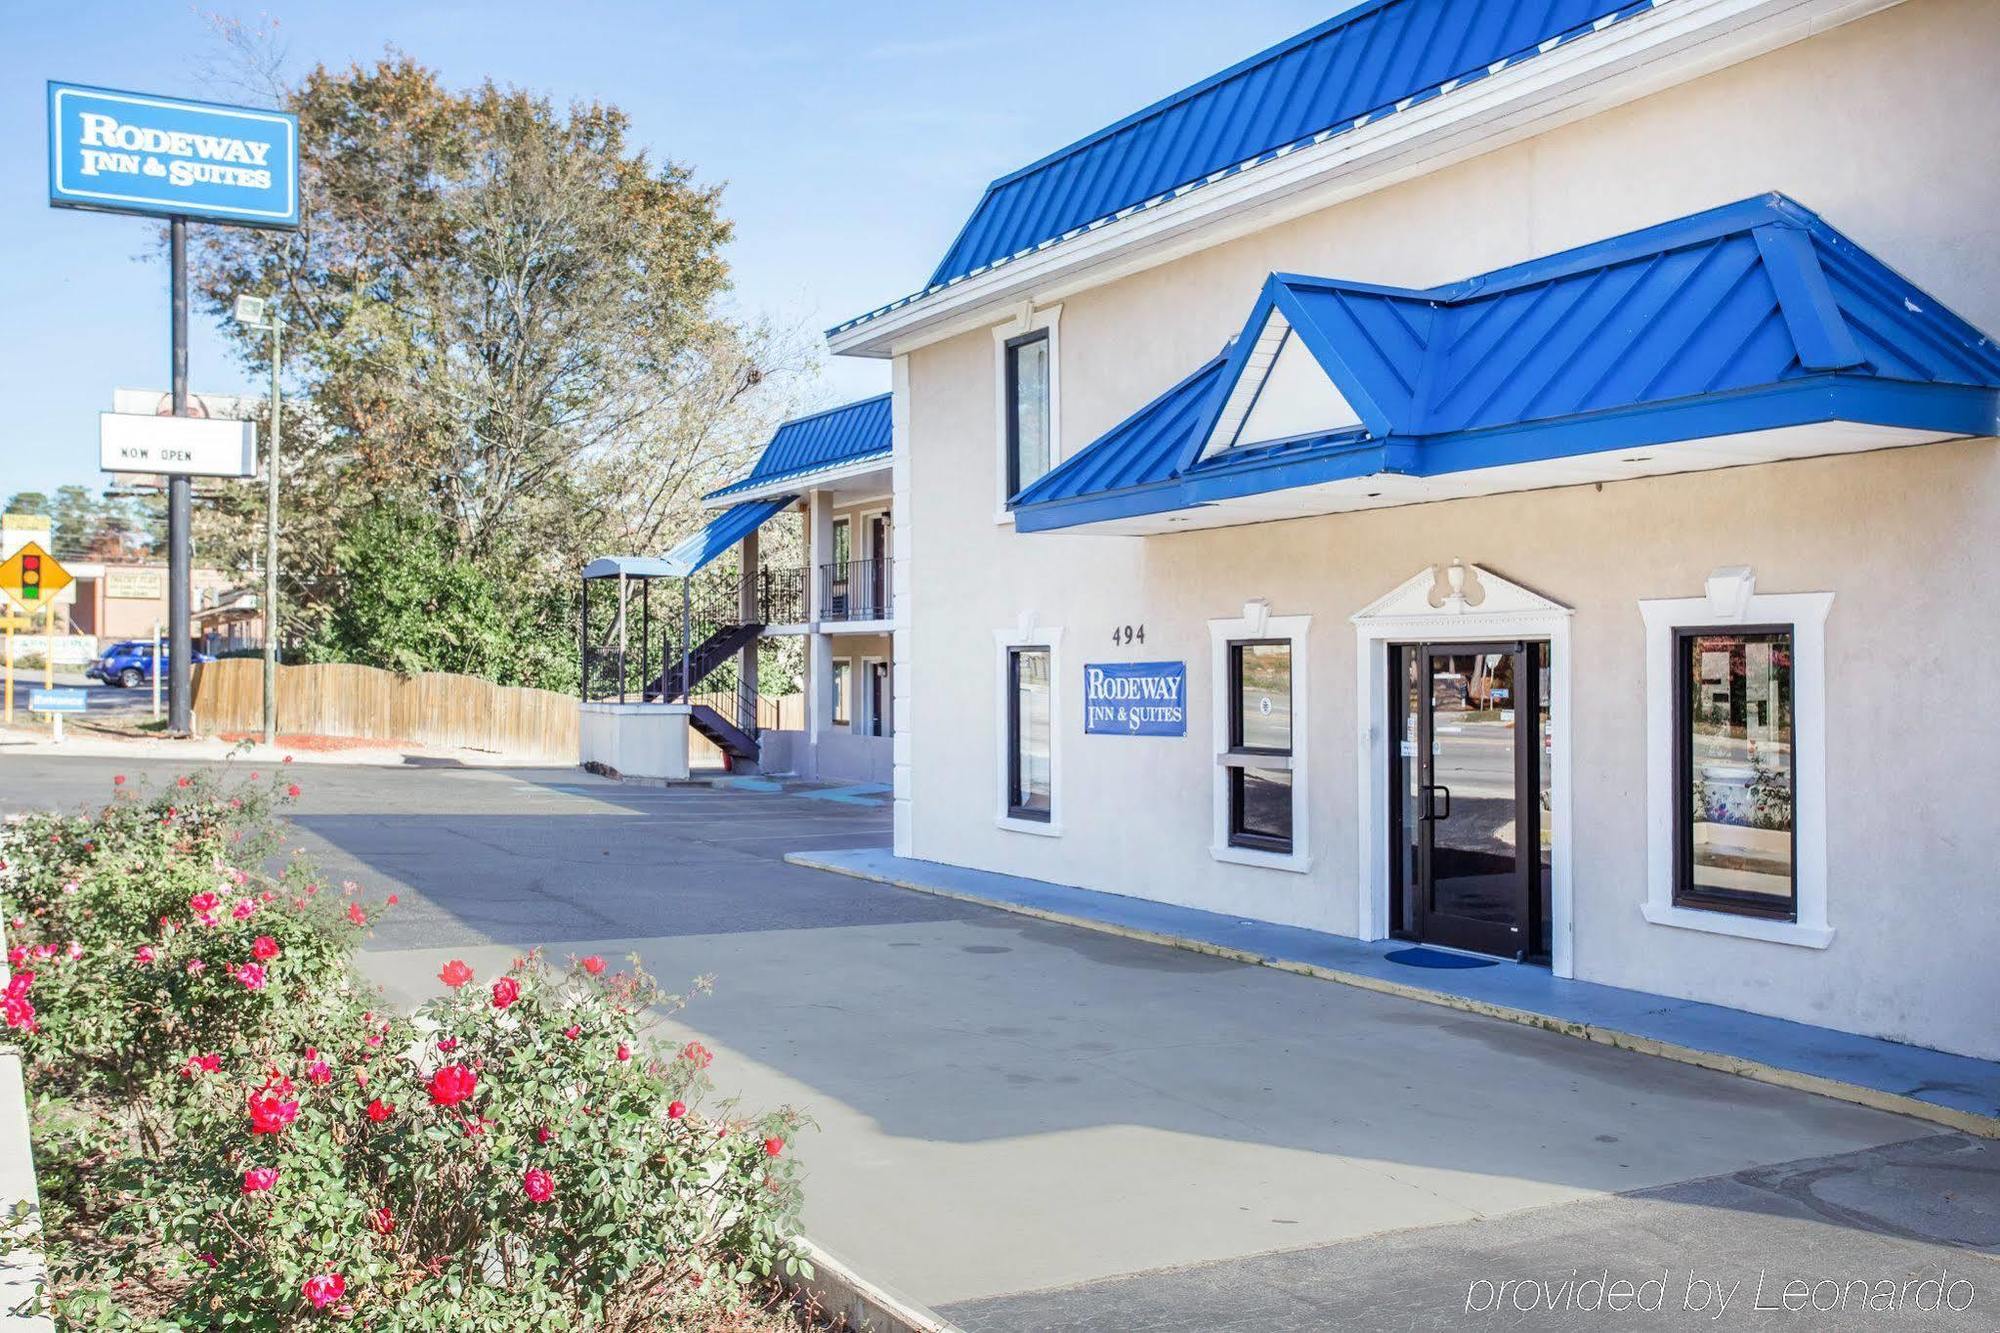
[788,848,2000,1137]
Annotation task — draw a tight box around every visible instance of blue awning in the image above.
[1013,193,2000,534]
[657,496,795,577]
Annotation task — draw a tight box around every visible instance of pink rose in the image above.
[241,1166,278,1194]
[301,1272,345,1309]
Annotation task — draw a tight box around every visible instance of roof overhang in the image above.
[827,0,1901,361]
[1014,378,1995,535]
[701,452,892,508]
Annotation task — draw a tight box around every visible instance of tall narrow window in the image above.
[1226,641,1293,852]
[1005,331,1051,496]
[1675,628,1794,919]
[1007,646,1052,821]
[831,660,852,728]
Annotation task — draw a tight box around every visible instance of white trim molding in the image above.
[994,615,1063,837]
[1353,563,1576,976]
[991,303,1062,524]
[1639,571,1834,949]
[1209,601,1312,874]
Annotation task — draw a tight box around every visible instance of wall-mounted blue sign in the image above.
[1084,661,1186,737]
[48,82,299,229]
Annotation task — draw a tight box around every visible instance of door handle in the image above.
[1428,784,1452,821]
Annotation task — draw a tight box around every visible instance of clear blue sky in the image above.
[2,0,1346,497]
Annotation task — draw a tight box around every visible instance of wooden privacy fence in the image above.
[192,659,578,760]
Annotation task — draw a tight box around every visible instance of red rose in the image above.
[247,1091,298,1135]
[242,1167,278,1194]
[490,977,520,1009]
[615,1042,631,1063]
[301,1272,345,1310]
[580,955,606,976]
[232,962,267,991]
[188,891,219,917]
[371,1206,394,1235]
[134,945,156,965]
[113,774,125,785]
[535,1125,552,1143]
[386,894,398,906]
[3,995,36,1032]
[668,1100,687,1120]
[679,1041,712,1069]
[563,1024,580,1040]
[184,1052,221,1078]
[305,1058,332,1086]
[438,960,473,989]
[287,783,301,799]
[427,1064,477,1108]
[176,776,191,788]
[366,1097,393,1123]
[764,1136,785,1158]
[346,903,367,926]
[251,935,279,961]
[522,1167,554,1203]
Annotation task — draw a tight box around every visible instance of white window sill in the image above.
[1640,901,1834,949]
[996,815,1062,838]
[1210,843,1311,875]
[994,509,1016,526]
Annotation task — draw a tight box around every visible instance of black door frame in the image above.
[1390,640,1545,960]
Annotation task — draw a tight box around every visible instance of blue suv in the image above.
[86,641,214,689]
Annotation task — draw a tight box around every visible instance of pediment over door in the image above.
[1352,561,1571,634]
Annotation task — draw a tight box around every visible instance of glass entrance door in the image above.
[1393,642,1548,960]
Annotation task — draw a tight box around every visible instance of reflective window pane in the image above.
[1008,334,1051,494]
[1231,767,1292,846]
[1680,630,1795,915]
[1233,642,1292,753]
[1009,648,1052,819]
[832,661,851,727]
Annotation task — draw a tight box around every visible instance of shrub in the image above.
[1,770,810,1330]
[1,770,361,1106]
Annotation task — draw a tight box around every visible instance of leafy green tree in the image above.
[189,49,809,688]
[304,503,578,692]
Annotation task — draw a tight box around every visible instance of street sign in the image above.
[28,689,87,714]
[47,82,299,229]
[100,412,257,478]
[0,542,72,610]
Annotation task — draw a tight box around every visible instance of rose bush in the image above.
[1,770,811,1330]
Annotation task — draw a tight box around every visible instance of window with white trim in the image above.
[1209,606,1309,872]
[1641,573,1831,948]
[992,306,1061,517]
[994,620,1063,834]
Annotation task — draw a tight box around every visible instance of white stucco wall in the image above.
[893,0,2000,1058]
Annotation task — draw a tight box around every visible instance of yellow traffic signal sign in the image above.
[0,541,71,611]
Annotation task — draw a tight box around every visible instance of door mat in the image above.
[1384,946,1499,969]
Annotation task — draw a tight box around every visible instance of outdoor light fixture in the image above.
[233,294,270,327]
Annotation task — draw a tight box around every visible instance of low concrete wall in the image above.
[579,703,690,781]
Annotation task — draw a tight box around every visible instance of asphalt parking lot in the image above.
[4,754,1993,1330]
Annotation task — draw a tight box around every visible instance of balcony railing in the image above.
[818,558,889,623]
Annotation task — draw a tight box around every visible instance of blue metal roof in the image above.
[1013,193,2000,530]
[705,394,892,501]
[661,496,796,577]
[925,0,1653,293]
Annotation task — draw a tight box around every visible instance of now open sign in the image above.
[48,82,299,228]
[1084,661,1186,737]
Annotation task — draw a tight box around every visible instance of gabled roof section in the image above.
[1013,193,2000,533]
[705,394,892,502]
[925,0,1653,292]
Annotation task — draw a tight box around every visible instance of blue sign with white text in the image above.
[1084,661,1186,737]
[48,82,299,228]
[28,689,88,714]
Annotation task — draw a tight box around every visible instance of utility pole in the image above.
[167,218,192,736]
[236,295,282,744]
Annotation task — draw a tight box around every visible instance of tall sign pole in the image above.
[168,217,193,733]
[47,81,300,740]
